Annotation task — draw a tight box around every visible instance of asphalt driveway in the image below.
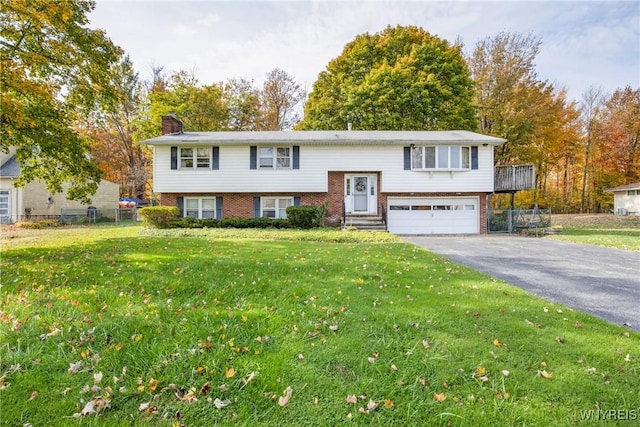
[401,235,640,331]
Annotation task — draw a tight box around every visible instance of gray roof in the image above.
[608,182,640,192]
[0,155,20,177]
[142,130,507,146]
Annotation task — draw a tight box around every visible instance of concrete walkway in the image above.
[401,235,640,331]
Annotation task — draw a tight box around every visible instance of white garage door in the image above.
[387,197,479,234]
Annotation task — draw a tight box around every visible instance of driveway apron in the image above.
[401,235,640,331]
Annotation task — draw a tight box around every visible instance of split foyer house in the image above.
[143,115,514,234]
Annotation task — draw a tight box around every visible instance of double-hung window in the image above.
[184,197,216,219]
[259,147,291,169]
[411,146,470,170]
[261,197,292,218]
[180,148,210,169]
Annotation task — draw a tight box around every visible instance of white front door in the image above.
[345,174,377,214]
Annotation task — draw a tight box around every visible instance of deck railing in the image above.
[494,165,536,192]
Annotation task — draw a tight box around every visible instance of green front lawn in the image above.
[1,226,638,426]
[548,214,640,251]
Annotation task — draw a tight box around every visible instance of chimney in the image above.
[162,114,183,135]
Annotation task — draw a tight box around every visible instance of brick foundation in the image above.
[158,172,491,233]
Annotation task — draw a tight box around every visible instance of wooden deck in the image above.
[494,165,536,192]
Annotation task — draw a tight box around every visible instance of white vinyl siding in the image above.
[185,197,216,219]
[152,145,494,193]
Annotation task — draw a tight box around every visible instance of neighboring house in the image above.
[0,148,120,223]
[608,182,640,215]
[142,116,508,234]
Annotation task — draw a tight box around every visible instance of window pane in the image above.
[276,147,291,168]
[462,146,470,168]
[262,198,275,209]
[450,146,460,168]
[202,199,215,210]
[186,199,198,209]
[437,146,448,168]
[411,146,423,168]
[263,209,276,218]
[201,210,215,219]
[425,147,436,168]
[260,147,273,168]
[196,148,210,168]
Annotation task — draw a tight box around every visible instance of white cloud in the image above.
[196,13,221,27]
[89,1,639,101]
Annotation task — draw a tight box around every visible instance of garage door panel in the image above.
[388,197,479,234]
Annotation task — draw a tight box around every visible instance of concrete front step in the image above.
[343,216,387,231]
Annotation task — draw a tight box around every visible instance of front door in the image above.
[345,174,377,214]
[353,176,369,212]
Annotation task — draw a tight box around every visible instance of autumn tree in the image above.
[299,25,477,131]
[0,0,122,202]
[578,85,606,212]
[598,86,640,183]
[83,55,151,198]
[469,32,556,165]
[261,68,305,130]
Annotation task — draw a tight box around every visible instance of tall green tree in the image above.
[224,78,262,131]
[1,0,122,202]
[298,25,477,131]
[146,70,229,133]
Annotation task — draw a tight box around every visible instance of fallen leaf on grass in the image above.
[68,361,84,375]
[433,392,447,402]
[624,354,631,362]
[555,336,565,344]
[493,339,502,347]
[214,398,231,409]
[28,391,38,401]
[225,367,235,378]
[384,399,394,408]
[278,386,292,407]
[537,370,553,379]
[345,395,357,404]
[241,371,256,387]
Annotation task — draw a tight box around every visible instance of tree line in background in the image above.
[2,2,638,212]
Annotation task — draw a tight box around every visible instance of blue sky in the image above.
[89,0,639,102]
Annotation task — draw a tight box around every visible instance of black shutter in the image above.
[250,146,257,169]
[471,146,479,170]
[171,147,178,170]
[293,196,301,206]
[404,147,411,170]
[216,196,223,219]
[176,196,184,216]
[212,146,219,170]
[292,146,300,169]
[253,197,261,217]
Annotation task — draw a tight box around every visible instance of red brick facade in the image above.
[160,171,491,233]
